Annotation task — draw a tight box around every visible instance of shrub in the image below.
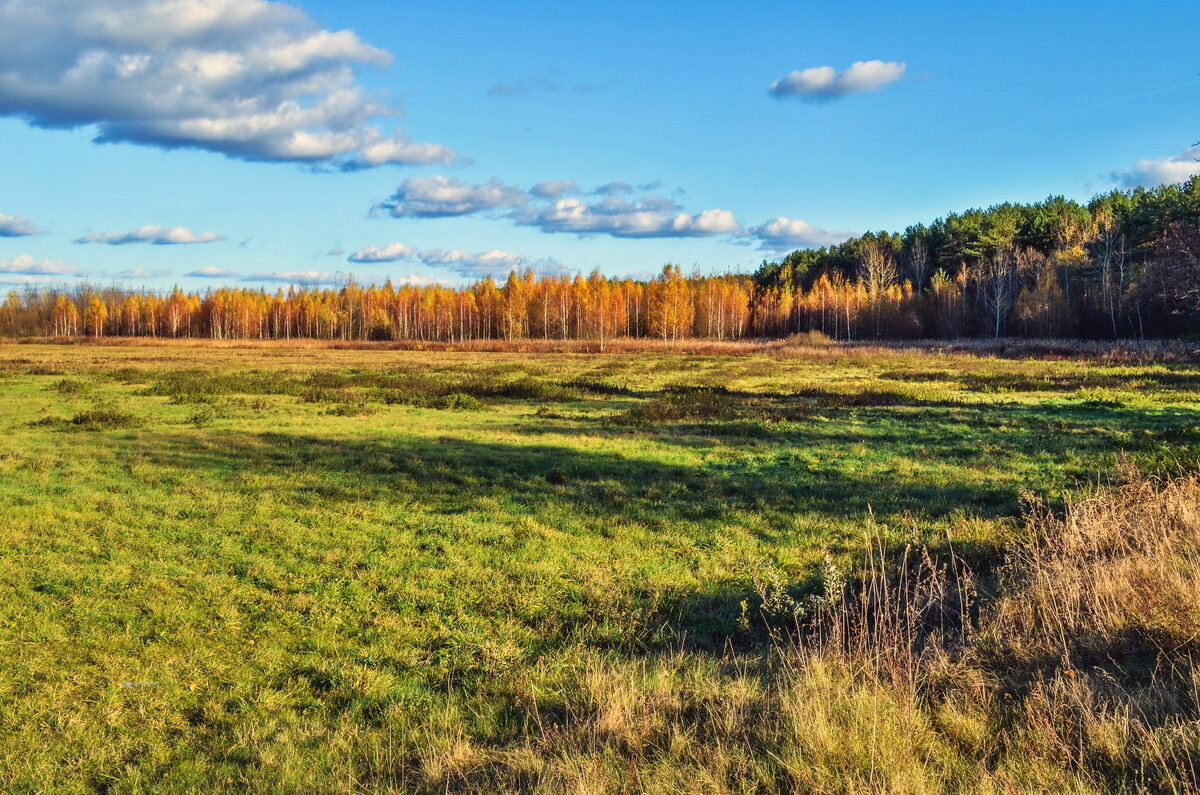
[424,392,484,411]
[68,405,141,430]
[321,402,380,417]
[783,330,836,347]
[49,378,89,396]
[188,407,217,427]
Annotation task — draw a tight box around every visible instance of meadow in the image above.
[0,339,1198,793]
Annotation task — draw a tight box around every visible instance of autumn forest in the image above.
[4,177,1199,343]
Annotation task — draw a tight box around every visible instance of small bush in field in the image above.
[69,405,141,430]
[616,386,738,426]
[188,407,217,427]
[784,330,835,347]
[50,378,89,396]
[424,392,484,411]
[321,402,379,417]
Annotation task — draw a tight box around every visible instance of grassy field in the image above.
[1,340,1198,792]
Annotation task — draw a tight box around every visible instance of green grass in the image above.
[0,343,1198,792]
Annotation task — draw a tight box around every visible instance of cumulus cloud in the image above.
[77,225,224,245]
[0,214,39,236]
[769,60,907,100]
[343,241,538,279]
[417,248,528,278]
[389,273,453,287]
[187,266,239,278]
[114,268,169,279]
[348,242,414,263]
[530,180,576,199]
[373,176,742,241]
[1113,146,1200,189]
[748,216,854,251]
[242,270,340,284]
[592,181,634,196]
[0,0,457,169]
[0,254,82,275]
[519,196,741,238]
[375,176,528,218]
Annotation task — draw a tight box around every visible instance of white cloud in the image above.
[593,181,634,196]
[0,254,82,275]
[375,176,528,218]
[77,225,224,245]
[114,268,169,279]
[530,180,576,199]
[373,175,742,241]
[348,242,414,263]
[187,266,239,278]
[0,0,457,169]
[769,60,907,100]
[0,214,38,236]
[417,248,528,278]
[1113,146,1200,189]
[344,242,536,278]
[0,274,60,285]
[519,196,740,238]
[749,216,854,251]
[242,270,340,284]
[388,273,453,287]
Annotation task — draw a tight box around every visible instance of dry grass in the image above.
[411,472,1200,793]
[5,334,1198,363]
[991,469,1200,664]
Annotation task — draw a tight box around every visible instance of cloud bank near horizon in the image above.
[348,241,555,279]
[1113,146,1200,189]
[76,225,224,245]
[375,176,743,240]
[0,254,81,276]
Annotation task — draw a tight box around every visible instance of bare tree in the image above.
[1095,217,1129,337]
[859,238,898,295]
[859,237,898,337]
[903,234,931,291]
[982,247,1017,337]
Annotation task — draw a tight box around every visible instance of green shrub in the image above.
[50,378,89,396]
[69,405,141,430]
[424,392,484,411]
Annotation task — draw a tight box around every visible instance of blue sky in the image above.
[0,0,1197,291]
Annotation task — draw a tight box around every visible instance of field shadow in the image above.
[115,392,1198,661]
[582,398,1200,469]
[133,429,1023,529]
[123,427,1019,657]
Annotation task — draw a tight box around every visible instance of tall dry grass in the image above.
[410,473,1200,793]
[6,334,1197,362]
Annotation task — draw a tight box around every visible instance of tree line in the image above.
[2,177,1197,342]
[3,267,752,343]
[754,177,1200,339]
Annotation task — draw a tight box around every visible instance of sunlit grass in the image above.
[0,342,1198,791]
